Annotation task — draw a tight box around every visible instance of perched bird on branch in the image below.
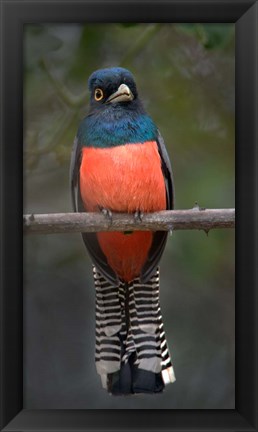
[70,67,175,394]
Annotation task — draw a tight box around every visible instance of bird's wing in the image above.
[140,131,175,283]
[70,136,81,212]
[156,130,175,210]
[70,136,119,286]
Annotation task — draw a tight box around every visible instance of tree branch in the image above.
[23,208,235,235]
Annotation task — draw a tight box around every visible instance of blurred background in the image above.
[23,23,235,409]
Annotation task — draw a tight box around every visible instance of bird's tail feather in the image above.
[93,266,175,394]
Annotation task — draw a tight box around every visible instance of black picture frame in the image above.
[0,0,257,431]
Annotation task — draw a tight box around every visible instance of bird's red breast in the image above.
[79,141,166,281]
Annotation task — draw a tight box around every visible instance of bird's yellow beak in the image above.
[106,84,134,103]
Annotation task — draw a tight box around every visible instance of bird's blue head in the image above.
[78,67,158,148]
[88,67,138,108]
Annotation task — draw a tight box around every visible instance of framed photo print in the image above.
[0,1,257,431]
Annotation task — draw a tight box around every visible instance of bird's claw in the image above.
[134,210,143,222]
[101,207,113,224]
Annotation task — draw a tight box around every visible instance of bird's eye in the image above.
[94,88,104,101]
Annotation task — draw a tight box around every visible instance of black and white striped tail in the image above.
[93,266,175,394]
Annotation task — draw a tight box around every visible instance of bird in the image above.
[70,67,176,395]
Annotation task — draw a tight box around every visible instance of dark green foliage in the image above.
[178,23,234,50]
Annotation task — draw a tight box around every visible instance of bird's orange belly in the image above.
[80,141,166,281]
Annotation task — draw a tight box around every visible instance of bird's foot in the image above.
[134,210,143,223]
[100,207,113,224]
